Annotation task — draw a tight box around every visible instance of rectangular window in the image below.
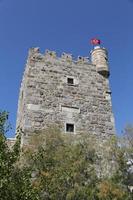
[67,78,74,85]
[66,123,74,132]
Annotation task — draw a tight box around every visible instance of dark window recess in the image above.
[67,78,74,85]
[21,91,23,99]
[106,91,111,95]
[104,57,108,61]
[66,123,74,132]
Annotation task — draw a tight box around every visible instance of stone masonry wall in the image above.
[16,47,115,145]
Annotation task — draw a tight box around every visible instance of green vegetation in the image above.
[0,111,38,200]
[0,111,133,199]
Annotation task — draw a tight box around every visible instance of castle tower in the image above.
[16,40,115,145]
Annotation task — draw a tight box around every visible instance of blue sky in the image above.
[0,0,132,137]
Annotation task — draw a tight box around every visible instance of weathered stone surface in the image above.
[16,46,116,145]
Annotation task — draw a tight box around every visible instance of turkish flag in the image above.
[91,38,101,45]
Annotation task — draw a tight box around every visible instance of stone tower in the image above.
[16,42,115,145]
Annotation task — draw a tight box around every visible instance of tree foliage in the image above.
[0,111,39,200]
[0,112,132,199]
[25,129,98,200]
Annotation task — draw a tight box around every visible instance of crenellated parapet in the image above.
[27,47,91,64]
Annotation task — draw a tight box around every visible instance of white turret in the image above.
[90,40,110,78]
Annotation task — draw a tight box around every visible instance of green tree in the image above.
[97,134,133,200]
[23,128,133,200]
[0,111,39,200]
[24,129,99,200]
[1,111,132,199]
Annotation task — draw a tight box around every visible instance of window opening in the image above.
[67,78,74,85]
[66,123,74,132]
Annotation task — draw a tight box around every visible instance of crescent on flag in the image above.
[91,38,101,45]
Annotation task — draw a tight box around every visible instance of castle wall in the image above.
[16,48,115,144]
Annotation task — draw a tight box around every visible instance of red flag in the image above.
[91,38,101,45]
